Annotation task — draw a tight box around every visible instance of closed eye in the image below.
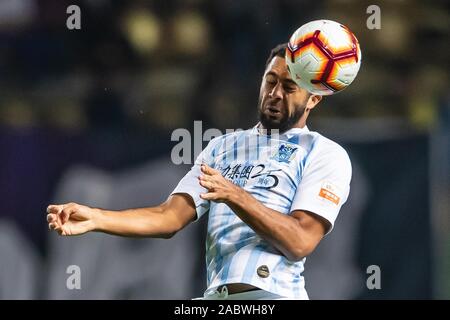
[265,75,277,86]
[283,85,297,93]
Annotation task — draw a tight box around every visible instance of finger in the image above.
[47,204,63,214]
[200,192,219,200]
[60,206,78,224]
[49,222,59,230]
[52,221,66,234]
[47,213,56,223]
[60,212,68,224]
[60,209,71,224]
[198,174,213,184]
[198,178,208,188]
[198,178,214,190]
[55,226,64,236]
[47,205,68,226]
[201,164,219,176]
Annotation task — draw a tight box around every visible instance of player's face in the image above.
[258,56,311,133]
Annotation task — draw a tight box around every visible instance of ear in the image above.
[306,94,322,111]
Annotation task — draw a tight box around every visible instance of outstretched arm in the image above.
[198,164,328,262]
[46,194,196,238]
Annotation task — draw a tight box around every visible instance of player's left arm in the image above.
[199,163,326,261]
[199,149,350,262]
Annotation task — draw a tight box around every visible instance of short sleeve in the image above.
[290,141,352,233]
[170,138,220,220]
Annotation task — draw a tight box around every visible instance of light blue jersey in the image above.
[172,124,352,299]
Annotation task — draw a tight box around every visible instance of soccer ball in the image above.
[286,20,361,95]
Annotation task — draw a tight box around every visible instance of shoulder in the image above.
[316,133,349,157]
[204,129,251,152]
[305,131,351,169]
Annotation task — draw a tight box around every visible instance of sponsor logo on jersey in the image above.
[319,181,340,205]
[272,144,298,163]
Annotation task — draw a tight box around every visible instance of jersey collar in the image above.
[251,123,309,138]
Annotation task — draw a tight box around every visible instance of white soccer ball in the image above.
[286,20,362,95]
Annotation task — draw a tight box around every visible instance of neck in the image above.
[259,112,309,133]
[258,121,307,135]
[293,109,309,129]
[292,118,307,130]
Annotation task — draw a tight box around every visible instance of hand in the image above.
[198,164,240,203]
[46,202,97,236]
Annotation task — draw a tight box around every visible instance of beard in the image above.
[257,96,307,134]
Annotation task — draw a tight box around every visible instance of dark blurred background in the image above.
[0,0,448,299]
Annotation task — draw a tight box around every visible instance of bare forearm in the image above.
[226,190,307,260]
[199,164,325,261]
[47,195,196,237]
[94,206,180,238]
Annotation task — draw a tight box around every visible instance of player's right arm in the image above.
[47,135,220,238]
[46,194,196,238]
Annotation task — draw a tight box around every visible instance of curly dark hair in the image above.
[265,43,288,68]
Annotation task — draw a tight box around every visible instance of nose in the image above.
[269,82,283,100]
